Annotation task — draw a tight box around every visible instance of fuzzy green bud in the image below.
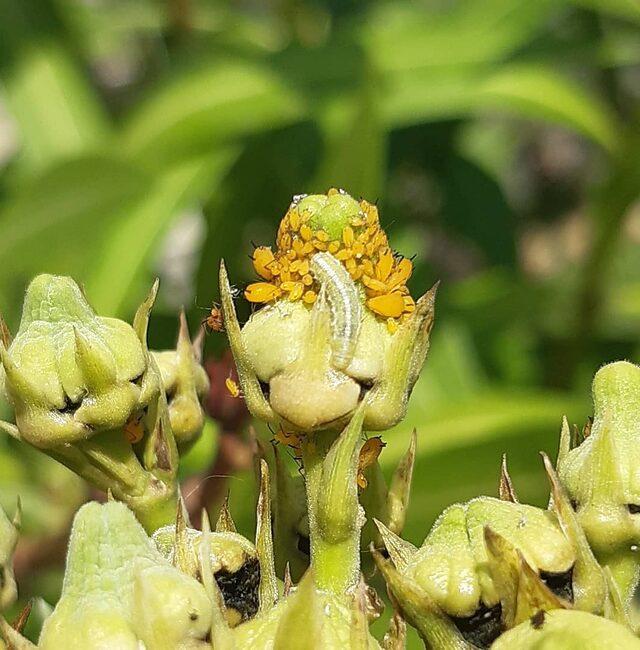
[1,275,151,447]
[221,189,436,434]
[492,609,640,649]
[152,311,209,450]
[39,501,211,649]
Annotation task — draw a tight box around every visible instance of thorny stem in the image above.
[301,430,361,595]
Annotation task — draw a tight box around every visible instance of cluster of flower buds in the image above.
[220,189,437,433]
[0,275,208,532]
[372,451,611,648]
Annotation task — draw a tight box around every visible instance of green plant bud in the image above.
[491,609,640,649]
[1,275,150,447]
[39,501,211,650]
[232,569,382,649]
[558,361,640,556]
[0,501,19,611]
[221,189,436,434]
[152,311,209,450]
[375,463,606,650]
[152,520,260,627]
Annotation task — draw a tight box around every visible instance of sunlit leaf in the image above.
[121,58,305,168]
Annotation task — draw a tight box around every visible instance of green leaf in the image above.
[0,154,150,320]
[121,58,305,168]
[476,64,622,155]
[312,82,385,200]
[84,148,239,316]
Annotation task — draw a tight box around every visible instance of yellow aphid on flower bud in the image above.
[274,426,303,454]
[388,258,413,289]
[367,293,405,318]
[362,275,389,294]
[375,251,394,282]
[252,247,276,280]
[244,282,282,303]
[225,377,242,398]
[124,412,144,444]
[357,436,386,489]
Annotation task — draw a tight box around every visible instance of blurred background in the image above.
[1,0,640,645]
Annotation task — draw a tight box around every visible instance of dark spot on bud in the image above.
[627,504,640,515]
[451,603,503,648]
[259,381,270,401]
[357,379,374,401]
[214,557,260,622]
[570,499,578,511]
[189,612,198,621]
[297,533,310,557]
[530,610,545,629]
[59,397,81,415]
[539,566,574,602]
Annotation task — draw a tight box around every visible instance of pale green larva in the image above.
[310,252,362,370]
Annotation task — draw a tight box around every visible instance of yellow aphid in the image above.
[292,239,305,256]
[312,239,328,251]
[225,377,241,398]
[289,282,304,302]
[386,318,399,334]
[357,436,386,489]
[361,259,374,277]
[124,413,144,444]
[352,242,365,258]
[335,248,352,261]
[302,274,314,286]
[362,275,389,293]
[376,251,394,282]
[388,258,413,288]
[327,187,340,196]
[252,246,276,280]
[303,290,317,304]
[367,292,405,318]
[403,295,416,312]
[315,230,330,242]
[274,426,303,451]
[245,282,282,303]
[328,241,340,254]
[342,226,355,247]
[289,209,301,231]
[299,224,313,241]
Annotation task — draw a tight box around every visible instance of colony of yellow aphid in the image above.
[244,189,416,333]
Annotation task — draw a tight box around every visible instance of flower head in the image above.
[221,189,436,433]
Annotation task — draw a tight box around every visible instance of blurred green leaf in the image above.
[364,0,556,72]
[312,81,385,199]
[0,154,149,321]
[476,64,622,154]
[0,0,110,171]
[84,148,239,316]
[568,0,640,23]
[121,58,305,168]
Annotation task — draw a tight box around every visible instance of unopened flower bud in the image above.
[220,189,436,434]
[39,501,211,649]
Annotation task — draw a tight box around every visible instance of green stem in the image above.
[302,431,361,594]
[129,487,179,534]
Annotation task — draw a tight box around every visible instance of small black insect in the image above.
[531,610,546,630]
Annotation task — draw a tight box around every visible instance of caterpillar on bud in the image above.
[310,252,362,371]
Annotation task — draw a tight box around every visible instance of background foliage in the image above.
[1,0,640,646]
